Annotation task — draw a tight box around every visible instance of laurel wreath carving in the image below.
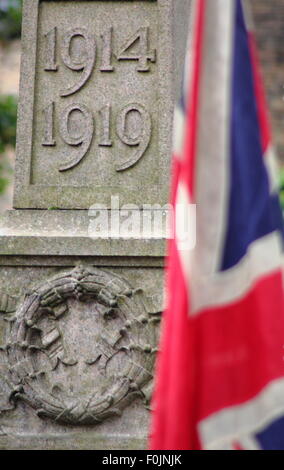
[0,267,160,425]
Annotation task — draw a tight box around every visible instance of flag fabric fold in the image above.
[149,0,284,450]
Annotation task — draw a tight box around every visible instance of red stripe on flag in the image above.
[149,241,200,450]
[233,441,243,450]
[195,270,284,424]
[181,0,206,199]
[150,0,284,451]
[150,267,284,449]
[149,0,207,450]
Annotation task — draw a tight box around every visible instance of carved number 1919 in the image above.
[42,102,152,172]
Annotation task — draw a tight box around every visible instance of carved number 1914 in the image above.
[44,26,156,97]
[42,102,152,172]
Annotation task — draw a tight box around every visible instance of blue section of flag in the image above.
[221,0,284,271]
[256,416,284,450]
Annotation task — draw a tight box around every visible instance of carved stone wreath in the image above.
[0,267,159,425]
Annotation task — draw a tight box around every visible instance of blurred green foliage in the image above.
[0,94,17,152]
[0,162,9,194]
[0,0,22,41]
[0,1,22,193]
[0,95,17,194]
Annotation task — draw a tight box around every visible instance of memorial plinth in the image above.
[0,0,190,450]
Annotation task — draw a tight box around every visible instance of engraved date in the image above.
[42,102,152,172]
[44,26,156,96]
[42,25,155,172]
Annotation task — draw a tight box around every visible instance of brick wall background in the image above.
[252,0,284,166]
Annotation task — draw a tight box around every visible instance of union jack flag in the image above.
[150,0,284,450]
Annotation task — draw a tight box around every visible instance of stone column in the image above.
[0,0,190,450]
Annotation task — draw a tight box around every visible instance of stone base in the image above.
[0,210,165,450]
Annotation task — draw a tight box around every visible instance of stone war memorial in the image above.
[0,0,190,450]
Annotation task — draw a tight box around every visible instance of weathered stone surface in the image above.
[0,263,163,449]
[13,0,190,210]
[0,0,190,449]
[0,209,167,260]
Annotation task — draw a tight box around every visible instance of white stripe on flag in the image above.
[190,230,283,315]
[193,0,235,276]
[199,377,284,450]
[237,434,262,450]
[182,0,199,117]
[176,0,235,309]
